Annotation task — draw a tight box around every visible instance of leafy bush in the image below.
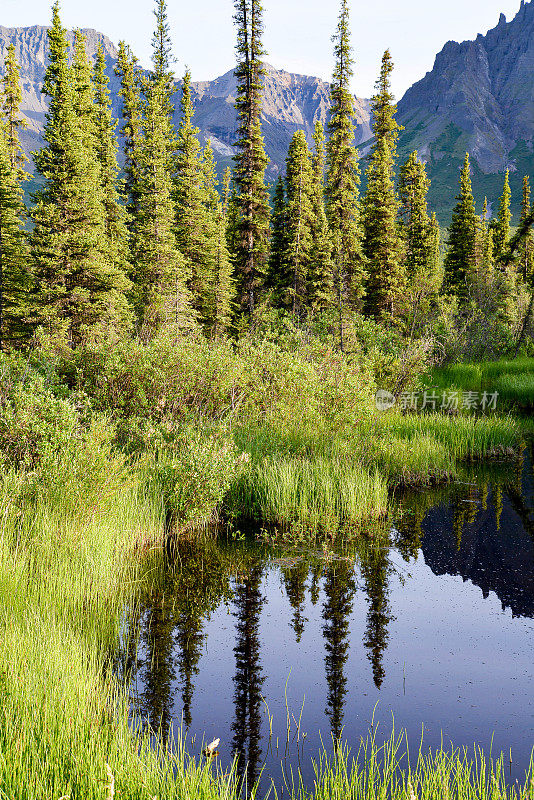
[142,429,242,530]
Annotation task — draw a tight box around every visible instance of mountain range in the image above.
[2,1,534,221]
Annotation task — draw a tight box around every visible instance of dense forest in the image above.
[1,0,533,361]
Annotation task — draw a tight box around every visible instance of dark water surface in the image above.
[128,448,534,795]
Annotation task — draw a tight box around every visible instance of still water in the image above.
[127,448,534,795]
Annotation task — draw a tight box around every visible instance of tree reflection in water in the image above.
[322,560,356,740]
[231,564,265,791]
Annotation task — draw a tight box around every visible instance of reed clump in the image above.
[429,358,534,410]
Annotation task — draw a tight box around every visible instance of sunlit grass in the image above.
[1,468,533,798]
[428,358,534,409]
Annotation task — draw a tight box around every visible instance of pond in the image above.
[126,445,534,796]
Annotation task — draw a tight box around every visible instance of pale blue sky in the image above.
[1,0,524,98]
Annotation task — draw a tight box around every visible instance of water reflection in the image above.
[232,565,265,789]
[322,561,356,739]
[128,451,534,792]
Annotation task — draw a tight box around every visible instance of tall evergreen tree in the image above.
[308,122,333,311]
[519,176,534,284]
[232,0,270,318]
[267,175,289,295]
[493,169,511,259]
[174,70,212,324]
[31,3,131,344]
[492,170,516,322]
[325,0,365,349]
[363,137,404,318]
[72,30,96,133]
[93,44,131,277]
[443,153,478,299]
[201,142,234,335]
[363,53,404,319]
[0,108,30,348]
[2,43,27,175]
[369,50,401,160]
[397,152,442,334]
[398,152,434,281]
[115,41,143,225]
[133,74,193,334]
[151,0,175,108]
[284,130,314,316]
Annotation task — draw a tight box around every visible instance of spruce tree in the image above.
[115,41,143,224]
[363,137,404,318]
[494,169,511,259]
[2,43,27,174]
[267,175,290,296]
[429,213,442,287]
[369,50,401,160]
[520,176,534,283]
[151,0,175,112]
[174,70,211,323]
[93,44,131,278]
[363,52,404,320]
[443,153,477,299]
[0,86,31,348]
[202,143,234,335]
[72,30,96,133]
[308,122,333,311]
[284,131,314,316]
[134,75,193,335]
[398,152,435,282]
[492,171,516,321]
[325,0,365,348]
[31,3,131,345]
[232,0,270,318]
[397,151,441,333]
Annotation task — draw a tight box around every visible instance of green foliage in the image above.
[174,75,233,333]
[444,153,478,299]
[267,175,290,295]
[31,6,131,345]
[232,0,270,317]
[1,43,27,174]
[1,43,31,350]
[283,130,314,315]
[115,41,143,224]
[363,137,405,319]
[93,44,131,279]
[308,122,334,311]
[369,50,402,159]
[144,430,240,529]
[430,357,534,409]
[493,169,512,259]
[326,0,365,331]
[133,73,194,335]
[0,116,31,349]
[398,152,442,335]
[519,176,534,284]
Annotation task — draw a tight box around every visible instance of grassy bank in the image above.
[0,338,527,539]
[428,358,534,410]
[228,411,523,534]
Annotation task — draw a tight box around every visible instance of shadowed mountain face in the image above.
[0,25,372,179]
[397,0,534,219]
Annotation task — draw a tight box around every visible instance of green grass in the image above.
[1,468,533,799]
[226,411,523,535]
[303,729,534,800]
[428,358,534,409]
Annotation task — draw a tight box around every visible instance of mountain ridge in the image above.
[0,24,372,179]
